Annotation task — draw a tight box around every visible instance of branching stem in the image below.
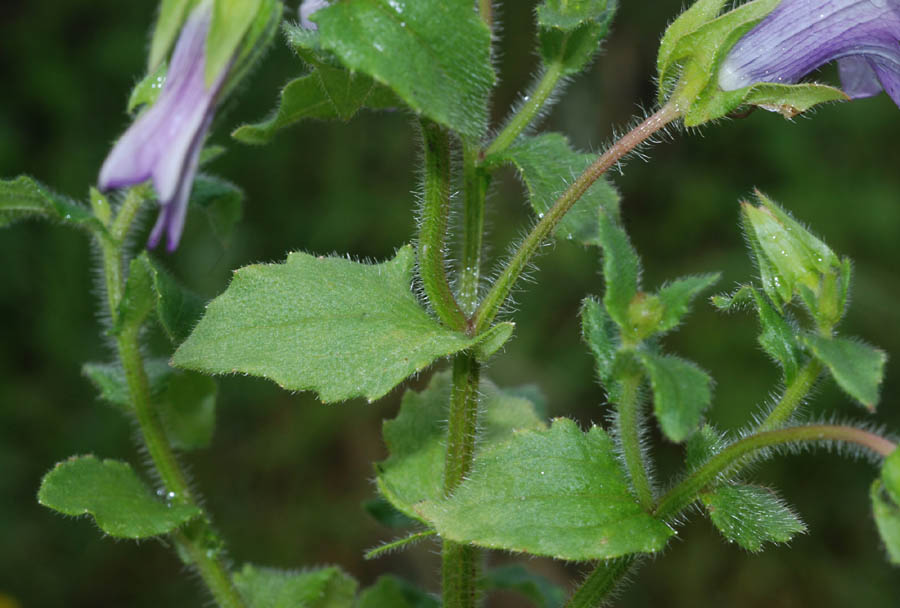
[616,372,654,510]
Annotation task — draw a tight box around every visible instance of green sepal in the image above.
[656,0,847,125]
[488,133,621,247]
[581,296,620,386]
[751,287,803,384]
[127,61,169,113]
[871,480,900,565]
[221,0,283,99]
[191,174,244,244]
[656,273,720,334]
[638,352,712,443]
[232,564,357,608]
[710,284,753,311]
[37,455,202,539]
[89,187,112,227]
[314,0,495,139]
[416,418,675,560]
[149,0,199,70]
[537,0,618,76]
[802,334,886,411]
[597,210,640,330]
[172,246,508,402]
[480,564,566,608]
[473,321,516,361]
[701,484,806,552]
[83,359,217,450]
[0,176,104,233]
[206,0,263,84]
[357,576,439,608]
[376,372,546,522]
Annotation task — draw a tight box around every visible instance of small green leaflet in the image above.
[191,175,245,245]
[656,273,720,334]
[803,334,887,411]
[38,455,201,539]
[537,0,614,30]
[233,564,357,608]
[0,176,103,233]
[751,287,803,384]
[173,246,512,402]
[638,352,712,443]
[490,133,620,247]
[315,0,494,139]
[376,371,547,522]
[884,448,900,507]
[871,480,900,565]
[701,484,806,552]
[537,0,618,76]
[417,418,674,561]
[596,210,639,329]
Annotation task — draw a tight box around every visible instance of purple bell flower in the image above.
[99,3,227,252]
[718,0,900,108]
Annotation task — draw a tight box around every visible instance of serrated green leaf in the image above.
[37,455,201,538]
[0,176,102,232]
[638,352,712,443]
[581,297,619,386]
[492,134,620,246]
[597,211,640,329]
[871,480,900,565]
[702,484,806,552]
[656,273,719,334]
[149,0,199,70]
[417,418,674,560]
[751,287,803,383]
[127,61,169,113]
[173,246,506,402]
[190,174,244,243]
[884,449,900,507]
[115,254,157,334]
[233,564,357,608]
[357,576,439,608]
[480,564,565,608]
[803,334,886,410]
[376,372,546,522]
[315,0,494,138]
[207,0,262,84]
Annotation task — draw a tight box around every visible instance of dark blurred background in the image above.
[2,1,899,606]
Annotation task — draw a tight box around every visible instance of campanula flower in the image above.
[718,0,900,107]
[299,0,329,30]
[99,2,226,252]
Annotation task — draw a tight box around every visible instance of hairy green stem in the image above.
[654,424,897,521]
[98,195,246,608]
[564,557,636,608]
[485,60,565,159]
[616,373,654,510]
[459,142,489,318]
[474,104,680,332]
[442,353,482,608]
[419,120,467,331]
[757,358,823,432]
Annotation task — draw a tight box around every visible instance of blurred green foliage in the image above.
[1,1,898,606]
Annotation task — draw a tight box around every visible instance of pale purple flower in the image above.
[299,0,330,30]
[99,3,227,251]
[718,0,900,107]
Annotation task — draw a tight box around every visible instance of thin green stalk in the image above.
[98,195,246,608]
[485,60,565,158]
[564,557,636,608]
[419,120,467,331]
[458,142,489,318]
[616,373,654,510]
[442,353,482,608]
[474,104,680,333]
[757,358,823,432]
[654,424,897,522]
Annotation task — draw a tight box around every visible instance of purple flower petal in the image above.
[99,2,228,251]
[718,0,900,107]
[299,0,330,30]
